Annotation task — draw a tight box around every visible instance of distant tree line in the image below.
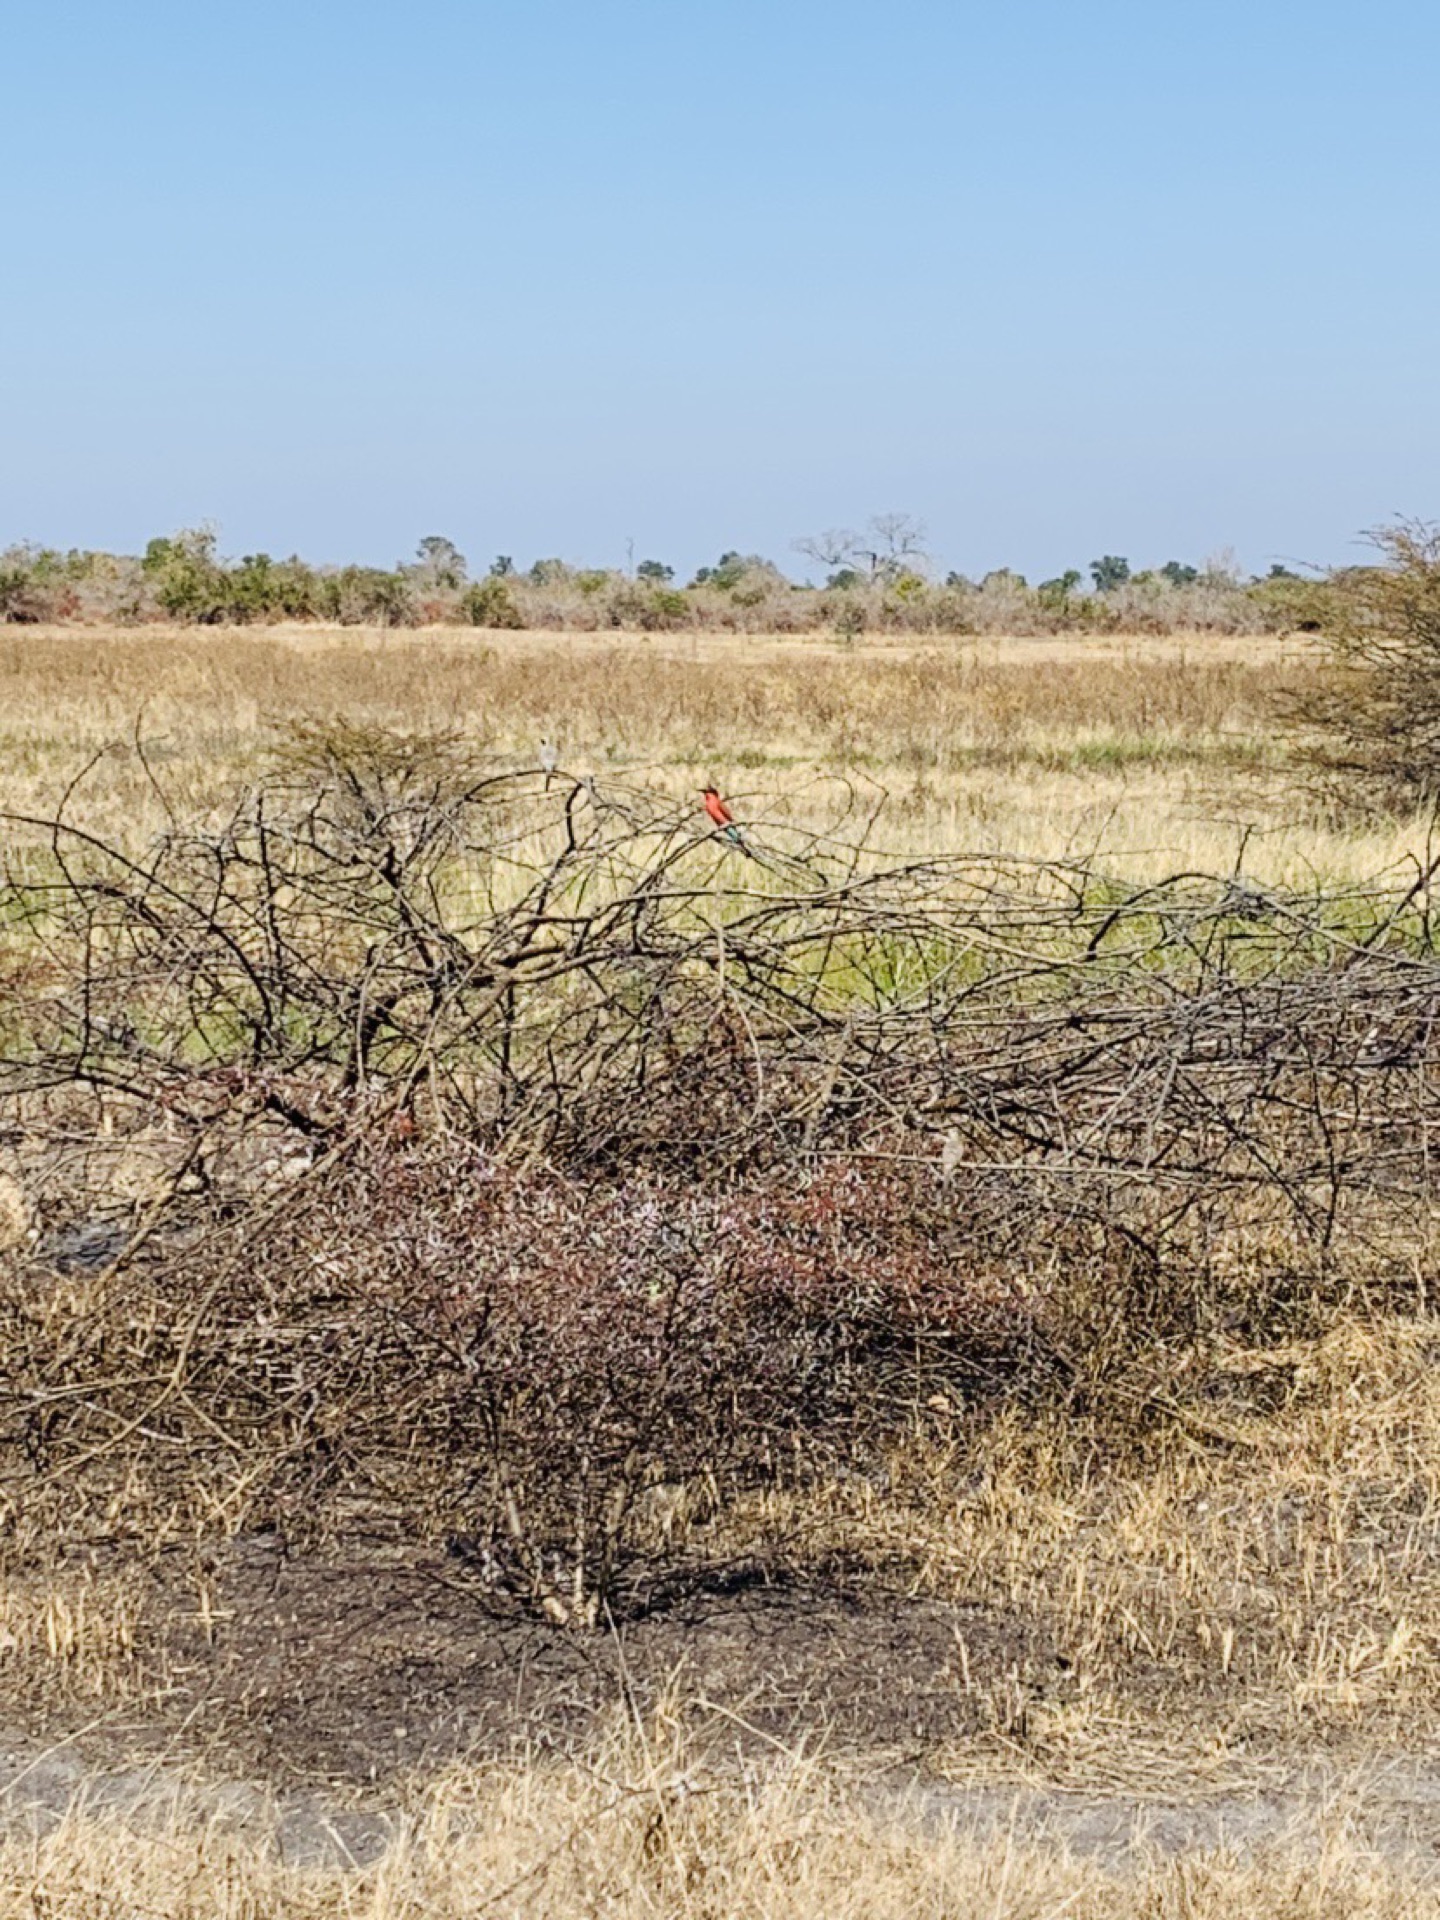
[0,515,1324,636]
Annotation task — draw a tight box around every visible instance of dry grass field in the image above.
[2,619,1430,882]
[5,622,1440,1914]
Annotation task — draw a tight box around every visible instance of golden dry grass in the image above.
[0,1571,144,1699]
[938,1320,1440,1743]
[7,1716,1440,1919]
[638,1300,1440,1790]
[0,622,1425,884]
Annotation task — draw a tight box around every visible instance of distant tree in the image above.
[464,576,525,629]
[1160,560,1199,587]
[868,513,928,579]
[827,568,865,590]
[795,514,928,586]
[413,536,467,590]
[1090,555,1131,593]
[1200,549,1243,588]
[1266,563,1300,581]
[636,559,674,583]
[691,551,746,589]
[1037,569,1083,607]
[229,553,317,621]
[490,555,515,578]
[980,568,1028,591]
[143,526,220,581]
[529,558,571,586]
[690,551,782,591]
[142,526,228,622]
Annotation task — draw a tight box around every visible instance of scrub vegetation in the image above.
[0,516,1320,636]
[4,527,1440,1914]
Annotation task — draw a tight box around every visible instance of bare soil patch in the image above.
[12,1542,1041,1788]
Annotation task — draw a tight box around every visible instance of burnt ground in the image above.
[11,1538,1440,1875]
[13,1534,1062,1788]
[191,1553,994,1784]
[162,1545,1040,1781]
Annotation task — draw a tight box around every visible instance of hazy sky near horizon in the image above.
[3,0,1437,581]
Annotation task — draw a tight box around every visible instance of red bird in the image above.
[701,785,753,856]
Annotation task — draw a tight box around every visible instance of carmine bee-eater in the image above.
[701,785,753,857]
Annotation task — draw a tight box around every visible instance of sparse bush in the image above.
[638,586,690,630]
[0,559,34,623]
[141,527,229,622]
[0,547,83,623]
[319,564,417,626]
[1246,567,1331,634]
[826,594,866,645]
[1282,521,1440,805]
[464,575,526,629]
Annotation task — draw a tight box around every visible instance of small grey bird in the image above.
[539,738,558,790]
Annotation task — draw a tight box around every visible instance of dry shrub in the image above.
[4,726,1440,1622]
[1285,519,1440,808]
[2,1142,1096,1622]
[267,1150,1047,1616]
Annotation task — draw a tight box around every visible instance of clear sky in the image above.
[3,0,1436,582]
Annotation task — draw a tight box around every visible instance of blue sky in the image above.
[3,0,1436,581]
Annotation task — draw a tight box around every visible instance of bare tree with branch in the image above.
[794,513,929,585]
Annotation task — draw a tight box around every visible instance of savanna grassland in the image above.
[6,620,1440,1918]
[1,618,1426,878]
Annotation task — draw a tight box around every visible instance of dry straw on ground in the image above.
[6,1707,1440,1920]
[7,1796,1438,1919]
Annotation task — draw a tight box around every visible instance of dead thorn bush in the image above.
[3,725,1439,1618]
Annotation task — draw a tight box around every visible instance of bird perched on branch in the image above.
[701,785,753,857]
[539,738,558,790]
